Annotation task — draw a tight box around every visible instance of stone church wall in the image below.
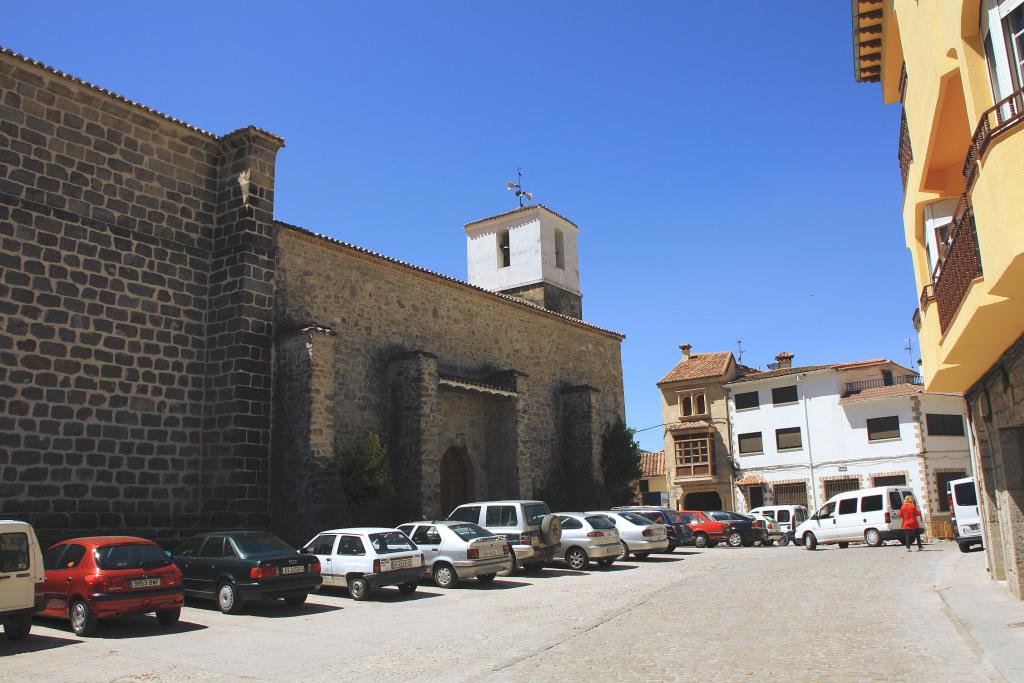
[0,49,280,544]
[273,225,625,534]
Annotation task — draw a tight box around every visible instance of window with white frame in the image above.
[678,390,707,418]
[982,0,1024,105]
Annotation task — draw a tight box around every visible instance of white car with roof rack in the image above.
[302,527,424,600]
[397,520,512,587]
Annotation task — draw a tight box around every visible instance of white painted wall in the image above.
[465,207,580,295]
[726,367,970,519]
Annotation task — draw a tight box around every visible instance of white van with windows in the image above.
[749,505,809,545]
[947,476,983,553]
[1,520,45,641]
[795,486,920,550]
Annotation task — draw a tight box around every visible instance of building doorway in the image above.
[440,448,470,516]
[683,491,722,511]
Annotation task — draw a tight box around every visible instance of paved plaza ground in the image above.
[2,542,1015,682]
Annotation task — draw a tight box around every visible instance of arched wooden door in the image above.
[440,448,469,516]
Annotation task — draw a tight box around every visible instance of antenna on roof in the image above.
[736,339,744,364]
[506,167,533,208]
[905,338,916,370]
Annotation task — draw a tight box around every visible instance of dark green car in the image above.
[170,531,322,614]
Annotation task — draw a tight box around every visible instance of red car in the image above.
[37,536,184,636]
[679,510,732,548]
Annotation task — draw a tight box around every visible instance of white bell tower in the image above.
[463,205,583,319]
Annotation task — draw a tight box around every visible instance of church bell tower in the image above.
[464,205,583,319]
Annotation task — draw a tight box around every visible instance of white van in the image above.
[795,486,920,550]
[947,476,983,553]
[1,520,45,641]
[749,505,809,545]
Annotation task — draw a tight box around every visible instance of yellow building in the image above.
[851,0,1024,597]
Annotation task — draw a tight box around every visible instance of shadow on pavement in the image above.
[592,564,637,573]
[186,597,341,617]
[34,613,209,640]
[464,579,531,590]
[518,568,587,579]
[630,556,683,563]
[315,586,440,603]
[1,632,82,653]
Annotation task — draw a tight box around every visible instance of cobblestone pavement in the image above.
[1,542,996,682]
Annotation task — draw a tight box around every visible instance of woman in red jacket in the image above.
[899,494,923,551]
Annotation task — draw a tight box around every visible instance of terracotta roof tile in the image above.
[658,352,733,384]
[838,383,924,404]
[736,475,766,486]
[639,451,664,478]
[464,204,580,230]
[666,420,713,432]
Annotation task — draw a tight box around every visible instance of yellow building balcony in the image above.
[915,86,1024,393]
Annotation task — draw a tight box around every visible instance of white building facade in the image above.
[725,356,972,536]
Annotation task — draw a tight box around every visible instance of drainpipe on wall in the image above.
[801,376,819,510]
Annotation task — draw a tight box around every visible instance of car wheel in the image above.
[864,529,882,547]
[598,558,615,567]
[565,547,589,570]
[217,582,244,614]
[804,533,818,551]
[155,608,181,626]
[70,599,97,637]
[398,582,417,595]
[285,594,308,606]
[753,539,764,547]
[348,576,370,601]
[477,573,497,584]
[433,563,458,588]
[664,543,677,554]
[3,613,32,641]
[693,533,708,548]
[838,542,849,549]
[958,542,971,553]
[777,535,790,547]
[619,542,630,560]
[727,531,743,548]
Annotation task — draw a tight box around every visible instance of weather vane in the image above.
[506,167,533,208]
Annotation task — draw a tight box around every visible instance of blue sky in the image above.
[6,2,912,451]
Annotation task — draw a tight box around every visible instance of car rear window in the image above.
[954,482,977,507]
[775,510,789,523]
[586,515,616,530]
[231,533,296,558]
[449,523,493,541]
[369,531,416,554]
[666,511,686,524]
[619,512,654,525]
[95,543,170,570]
[0,532,29,573]
[523,503,550,526]
[889,491,904,510]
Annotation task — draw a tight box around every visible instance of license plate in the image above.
[392,558,412,569]
[281,566,305,575]
[130,578,160,588]
[479,546,498,558]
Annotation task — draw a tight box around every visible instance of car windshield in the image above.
[619,512,654,525]
[523,503,550,526]
[666,511,687,524]
[449,524,494,542]
[95,543,171,570]
[231,533,296,558]
[586,515,616,530]
[369,531,416,554]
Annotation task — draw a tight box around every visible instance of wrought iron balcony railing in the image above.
[844,375,923,394]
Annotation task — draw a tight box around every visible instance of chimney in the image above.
[774,352,794,369]
[680,343,692,360]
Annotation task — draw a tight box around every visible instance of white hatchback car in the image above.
[554,513,623,569]
[1,520,45,641]
[588,511,669,559]
[303,528,424,600]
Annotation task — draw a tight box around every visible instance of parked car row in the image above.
[1,498,802,641]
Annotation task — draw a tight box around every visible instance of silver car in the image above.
[554,513,623,569]
[397,521,512,588]
[588,511,669,559]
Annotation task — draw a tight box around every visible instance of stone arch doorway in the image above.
[683,491,722,511]
[440,447,471,516]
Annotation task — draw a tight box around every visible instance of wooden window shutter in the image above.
[708,435,716,476]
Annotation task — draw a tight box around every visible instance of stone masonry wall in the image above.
[0,49,279,544]
[274,225,624,533]
[967,333,1024,598]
